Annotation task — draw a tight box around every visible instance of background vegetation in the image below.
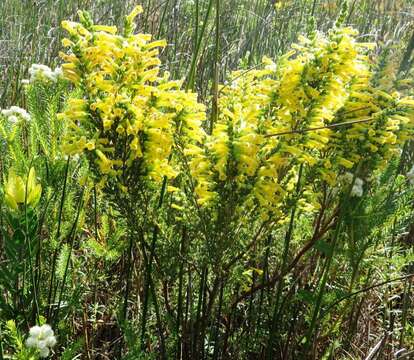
[2,0,414,106]
[1,0,414,359]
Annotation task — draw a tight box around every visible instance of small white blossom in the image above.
[39,347,50,358]
[407,166,414,185]
[24,64,63,84]
[53,67,63,78]
[1,106,31,123]
[351,178,364,197]
[8,115,18,124]
[342,172,364,197]
[26,324,56,358]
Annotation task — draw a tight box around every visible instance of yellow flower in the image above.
[95,150,114,174]
[58,8,207,190]
[337,157,354,169]
[4,168,42,211]
[4,169,25,210]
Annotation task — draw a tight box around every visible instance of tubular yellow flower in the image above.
[4,168,42,211]
[58,8,207,195]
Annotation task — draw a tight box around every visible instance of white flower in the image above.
[54,67,63,78]
[407,166,414,185]
[46,335,57,347]
[39,347,50,358]
[342,172,364,197]
[351,179,363,197]
[25,336,37,347]
[26,63,63,84]
[29,325,41,337]
[1,106,31,123]
[8,115,18,124]
[26,324,56,358]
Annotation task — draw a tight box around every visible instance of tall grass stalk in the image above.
[54,188,85,324]
[266,164,303,358]
[46,156,70,321]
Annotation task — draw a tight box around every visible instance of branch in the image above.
[322,273,414,318]
[231,208,339,308]
[265,117,374,138]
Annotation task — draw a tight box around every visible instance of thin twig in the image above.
[265,117,374,137]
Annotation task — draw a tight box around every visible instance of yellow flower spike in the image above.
[61,38,74,47]
[59,52,78,64]
[95,150,113,174]
[62,71,81,84]
[130,137,143,158]
[116,125,125,134]
[124,5,144,36]
[92,25,118,34]
[61,21,79,36]
[127,5,144,22]
[145,39,167,50]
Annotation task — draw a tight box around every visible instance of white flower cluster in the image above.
[407,166,414,185]
[1,106,31,123]
[23,64,63,84]
[351,178,364,197]
[25,324,57,358]
[343,172,364,197]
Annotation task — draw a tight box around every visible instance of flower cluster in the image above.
[58,7,205,194]
[23,64,63,84]
[57,8,414,223]
[183,26,414,222]
[343,172,364,197]
[325,90,414,190]
[184,61,273,207]
[4,167,42,211]
[1,106,31,123]
[25,324,56,358]
[185,28,372,212]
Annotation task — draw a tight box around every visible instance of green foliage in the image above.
[0,1,414,359]
[2,321,37,360]
[59,339,83,360]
